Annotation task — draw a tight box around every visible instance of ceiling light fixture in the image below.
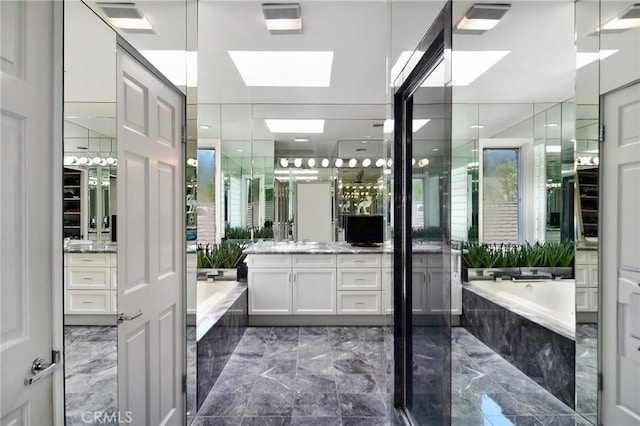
[262,3,302,34]
[348,159,358,168]
[362,159,371,167]
[307,158,316,167]
[361,140,369,144]
[280,158,289,168]
[382,119,430,134]
[544,123,559,128]
[237,149,244,152]
[229,51,333,87]
[321,159,329,167]
[470,124,485,129]
[294,158,302,167]
[294,137,309,142]
[375,159,385,167]
[455,3,511,35]
[98,2,154,33]
[335,158,344,167]
[265,119,325,133]
[433,148,440,152]
[199,125,211,129]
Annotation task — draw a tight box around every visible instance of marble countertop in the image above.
[64,241,117,253]
[576,241,598,251]
[244,241,443,255]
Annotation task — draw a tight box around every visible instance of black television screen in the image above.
[345,215,384,246]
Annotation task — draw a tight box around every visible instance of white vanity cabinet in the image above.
[336,254,382,315]
[247,254,293,315]
[292,255,336,314]
[575,249,598,312]
[64,252,116,315]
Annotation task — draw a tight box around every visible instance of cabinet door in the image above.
[576,288,591,312]
[575,265,590,287]
[383,268,393,314]
[293,268,336,314]
[412,270,427,314]
[589,265,598,288]
[426,270,448,314]
[249,268,292,314]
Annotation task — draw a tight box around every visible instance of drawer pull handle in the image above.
[83,278,93,280]
[82,259,93,262]
[355,303,365,307]
[82,301,93,304]
[355,278,366,282]
[355,260,365,263]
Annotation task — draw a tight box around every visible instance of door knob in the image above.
[118,311,143,324]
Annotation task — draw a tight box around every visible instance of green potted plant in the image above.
[196,241,247,281]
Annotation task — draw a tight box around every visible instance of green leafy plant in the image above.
[463,241,574,269]
[540,241,575,267]
[518,241,544,267]
[224,224,274,240]
[463,243,496,268]
[196,241,247,269]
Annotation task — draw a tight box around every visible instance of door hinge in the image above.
[599,125,605,143]
[597,372,603,391]
[182,126,187,144]
[182,374,187,393]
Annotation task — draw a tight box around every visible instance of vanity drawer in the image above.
[426,254,444,269]
[111,268,117,289]
[66,290,111,314]
[575,250,589,264]
[412,254,428,268]
[246,254,292,268]
[338,268,381,290]
[337,291,381,315]
[66,253,111,267]
[66,267,111,290]
[337,254,381,268]
[293,254,336,268]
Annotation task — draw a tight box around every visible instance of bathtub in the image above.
[196,280,239,326]
[465,279,575,340]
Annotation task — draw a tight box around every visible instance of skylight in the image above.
[383,119,430,134]
[265,119,325,134]
[139,50,197,87]
[390,51,510,87]
[576,50,619,69]
[228,51,333,87]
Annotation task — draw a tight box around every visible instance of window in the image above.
[482,148,520,244]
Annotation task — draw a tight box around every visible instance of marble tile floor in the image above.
[195,327,589,426]
[575,325,597,424]
[64,326,118,426]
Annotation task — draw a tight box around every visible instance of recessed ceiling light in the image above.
[199,125,211,129]
[382,119,430,134]
[455,4,511,35]
[544,123,559,128]
[391,51,509,87]
[262,3,302,34]
[294,137,309,142]
[139,50,198,87]
[601,4,640,32]
[469,124,485,129]
[361,140,369,144]
[98,3,155,33]
[433,148,440,152]
[576,50,619,69]
[265,119,325,133]
[237,149,244,152]
[228,51,333,87]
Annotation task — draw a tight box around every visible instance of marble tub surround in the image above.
[465,280,575,340]
[193,326,395,425]
[575,324,597,424]
[197,282,246,339]
[64,241,117,253]
[197,288,248,410]
[462,288,576,409]
[64,326,117,425]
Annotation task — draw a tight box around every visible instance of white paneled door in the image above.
[1,1,58,425]
[602,81,640,425]
[116,46,184,425]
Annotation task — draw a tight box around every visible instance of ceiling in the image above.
[66,0,640,165]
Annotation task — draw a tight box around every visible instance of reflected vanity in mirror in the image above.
[62,1,118,423]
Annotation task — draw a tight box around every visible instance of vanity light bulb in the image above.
[335,158,344,167]
[100,159,108,166]
[321,159,329,168]
[307,158,316,168]
[362,158,371,167]
[375,159,385,167]
[418,158,430,167]
[106,157,116,165]
[294,158,302,168]
[63,156,74,166]
[112,159,118,166]
[412,158,416,166]
[280,158,289,168]
[78,156,88,165]
[93,156,102,164]
[387,159,392,167]
[86,159,94,166]
[348,158,357,167]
